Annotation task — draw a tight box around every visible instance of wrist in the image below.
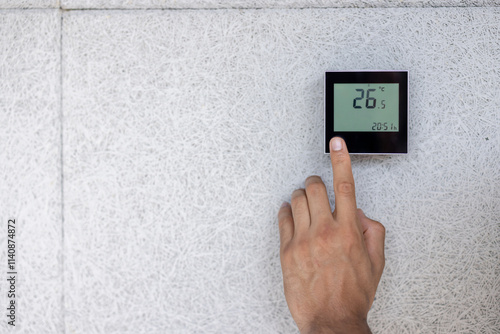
[300,319,372,334]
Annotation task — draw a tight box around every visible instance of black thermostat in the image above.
[325,71,408,154]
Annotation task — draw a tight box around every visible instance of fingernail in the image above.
[280,201,290,208]
[330,137,342,151]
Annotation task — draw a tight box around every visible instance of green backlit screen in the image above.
[334,83,399,132]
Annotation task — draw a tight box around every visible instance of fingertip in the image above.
[329,139,351,168]
[330,137,350,153]
[278,201,294,247]
[278,201,291,219]
[305,175,322,186]
[330,137,343,152]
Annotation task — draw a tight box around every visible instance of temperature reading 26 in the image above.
[353,88,386,109]
[372,122,398,131]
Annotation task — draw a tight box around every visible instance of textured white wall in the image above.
[62,8,500,333]
[0,10,63,333]
[60,0,500,9]
[2,0,500,9]
[0,4,499,334]
[0,1,59,8]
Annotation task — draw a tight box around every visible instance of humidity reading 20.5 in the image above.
[334,83,399,132]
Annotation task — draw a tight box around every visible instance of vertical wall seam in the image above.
[59,8,66,334]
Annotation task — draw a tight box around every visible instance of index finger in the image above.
[329,137,357,223]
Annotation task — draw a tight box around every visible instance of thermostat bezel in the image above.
[325,71,408,154]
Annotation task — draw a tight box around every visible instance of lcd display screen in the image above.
[333,83,399,132]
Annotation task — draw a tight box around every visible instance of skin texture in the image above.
[278,137,386,334]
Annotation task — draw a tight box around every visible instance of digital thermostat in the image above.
[325,71,408,154]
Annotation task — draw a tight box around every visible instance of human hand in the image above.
[278,137,386,334]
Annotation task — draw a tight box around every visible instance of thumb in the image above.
[357,209,386,282]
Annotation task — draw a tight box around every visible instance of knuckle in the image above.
[290,195,300,207]
[290,197,303,211]
[369,219,386,236]
[335,181,355,196]
[281,244,292,260]
[331,152,349,165]
[278,215,293,230]
[342,233,358,249]
[316,224,336,246]
[312,229,336,260]
[337,227,362,254]
[305,180,326,197]
[293,239,310,259]
[309,243,330,265]
[291,189,306,205]
[316,213,334,226]
[305,175,322,183]
[374,221,386,235]
[293,240,316,273]
[280,244,293,263]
